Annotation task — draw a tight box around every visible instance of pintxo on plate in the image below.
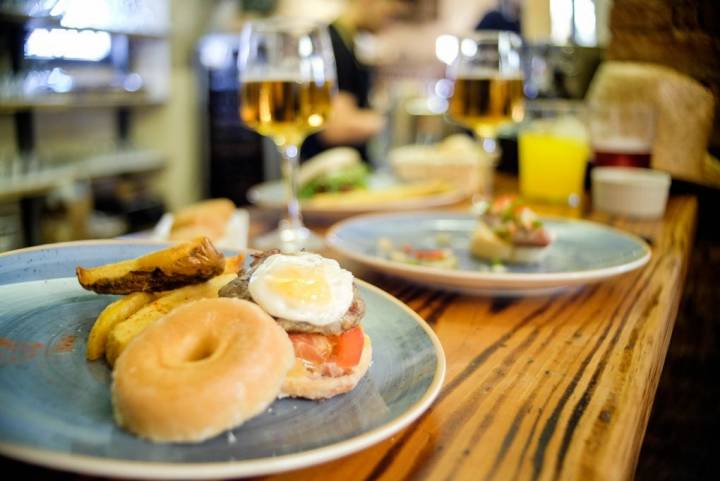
[470,195,553,264]
[220,250,371,399]
[75,240,372,442]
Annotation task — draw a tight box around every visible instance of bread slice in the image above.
[470,222,549,264]
[172,199,235,231]
[280,335,372,400]
[389,134,495,194]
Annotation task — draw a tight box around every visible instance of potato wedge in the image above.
[223,253,246,274]
[86,292,155,361]
[105,273,236,365]
[76,237,225,295]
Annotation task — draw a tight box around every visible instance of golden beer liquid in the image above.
[240,79,333,146]
[449,76,524,137]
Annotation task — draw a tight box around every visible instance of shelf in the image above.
[0,10,61,26]
[0,10,168,38]
[98,28,169,40]
[0,149,166,201]
[0,93,165,113]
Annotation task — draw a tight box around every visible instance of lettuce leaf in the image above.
[298,163,369,199]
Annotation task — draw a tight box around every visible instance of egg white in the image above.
[248,253,354,326]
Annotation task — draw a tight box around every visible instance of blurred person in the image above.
[475,0,522,34]
[301,0,406,161]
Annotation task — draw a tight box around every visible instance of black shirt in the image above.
[301,23,372,160]
[475,10,521,34]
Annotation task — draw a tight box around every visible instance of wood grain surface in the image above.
[0,184,698,481]
[249,195,697,481]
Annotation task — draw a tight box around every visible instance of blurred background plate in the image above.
[150,209,250,251]
[0,241,445,479]
[247,172,468,221]
[326,212,651,296]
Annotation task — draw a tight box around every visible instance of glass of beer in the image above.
[238,18,336,252]
[447,31,524,153]
[589,102,655,168]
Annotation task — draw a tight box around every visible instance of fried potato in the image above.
[105,273,236,365]
[76,237,225,295]
[223,254,245,274]
[86,292,156,361]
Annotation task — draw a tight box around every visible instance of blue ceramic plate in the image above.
[327,212,651,296]
[0,241,445,479]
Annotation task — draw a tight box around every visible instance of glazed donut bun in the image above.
[281,336,372,400]
[112,298,294,443]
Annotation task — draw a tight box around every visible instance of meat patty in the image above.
[218,250,365,335]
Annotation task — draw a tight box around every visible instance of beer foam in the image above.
[242,63,332,84]
[592,137,651,153]
[241,71,305,83]
[453,69,523,80]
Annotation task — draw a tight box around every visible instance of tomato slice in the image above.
[288,326,365,369]
[491,194,516,214]
[414,249,446,260]
[332,326,364,368]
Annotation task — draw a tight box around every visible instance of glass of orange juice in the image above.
[518,101,589,207]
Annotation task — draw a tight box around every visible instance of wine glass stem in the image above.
[473,134,499,205]
[282,143,303,230]
[477,135,498,155]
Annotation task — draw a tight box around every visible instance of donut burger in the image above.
[219,250,371,400]
[112,298,295,442]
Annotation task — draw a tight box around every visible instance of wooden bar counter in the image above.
[250,187,698,481]
[2,180,698,481]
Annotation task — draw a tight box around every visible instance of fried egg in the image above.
[248,253,354,326]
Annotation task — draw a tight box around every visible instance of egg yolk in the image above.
[265,265,331,308]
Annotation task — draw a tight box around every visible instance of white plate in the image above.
[248,172,468,221]
[326,212,652,296]
[151,209,249,251]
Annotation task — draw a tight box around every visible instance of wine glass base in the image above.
[251,221,325,253]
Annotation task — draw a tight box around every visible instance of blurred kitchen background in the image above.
[0,0,718,251]
[0,0,603,250]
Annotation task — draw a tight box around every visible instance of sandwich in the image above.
[219,250,371,399]
[470,195,553,263]
[298,147,369,199]
[389,134,494,194]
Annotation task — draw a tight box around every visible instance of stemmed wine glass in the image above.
[238,18,336,252]
[447,31,524,156]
